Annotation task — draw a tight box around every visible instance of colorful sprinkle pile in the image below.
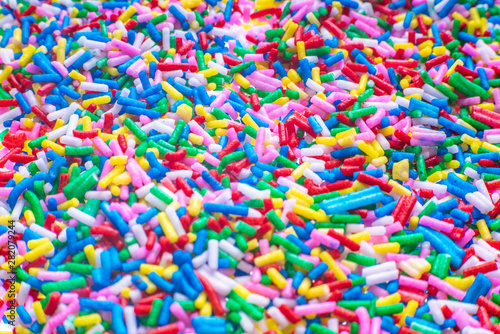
[6,0,500,333]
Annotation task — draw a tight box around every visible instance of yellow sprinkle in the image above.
[242,114,259,131]
[287,82,308,99]
[445,59,464,77]
[409,216,419,230]
[420,47,432,58]
[358,73,368,95]
[433,46,446,56]
[215,128,227,137]
[195,105,216,121]
[176,104,193,123]
[113,171,132,186]
[181,0,202,8]
[143,52,157,64]
[287,187,314,206]
[188,198,201,216]
[426,171,444,183]
[140,264,165,276]
[371,139,385,156]
[13,28,22,47]
[297,41,306,60]
[82,95,111,108]
[446,160,460,169]
[399,300,418,326]
[297,277,312,295]
[15,326,34,334]
[477,219,492,241]
[1,255,24,270]
[417,40,433,51]
[282,21,298,41]
[373,242,400,254]
[482,142,500,154]
[203,53,211,65]
[388,180,412,196]
[272,198,283,208]
[27,238,51,249]
[470,7,480,24]
[234,73,251,89]
[393,159,410,181]
[452,12,468,24]
[349,231,370,243]
[444,276,474,290]
[316,137,337,145]
[69,70,87,82]
[200,302,212,316]
[199,67,218,78]
[163,265,179,280]
[24,242,54,262]
[305,284,329,299]
[358,141,379,159]
[312,67,321,85]
[162,82,183,100]
[290,162,310,180]
[267,268,288,289]
[379,126,395,136]
[0,66,13,83]
[194,292,207,309]
[74,314,102,327]
[282,76,292,87]
[110,155,128,165]
[118,6,137,22]
[376,293,401,307]
[19,45,37,67]
[336,128,356,140]
[206,120,228,128]
[394,43,414,51]
[319,251,347,280]
[305,12,320,26]
[41,140,65,156]
[159,212,178,243]
[141,275,157,294]
[255,250,285,267]
[293,205,329,222]
[24,210,35,226]
[246,239,259,251]
[33,301,47,324]
[57,198,79,211]
[287,69,301,83]
[98,165,126,188]
[84,245,96,267]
